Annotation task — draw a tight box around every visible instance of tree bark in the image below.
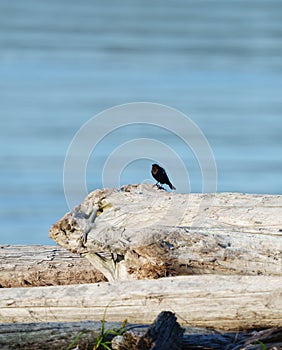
[0,275,281,330]
[49,185,282,281]
[0,245,106,288]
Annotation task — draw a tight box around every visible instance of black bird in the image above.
[151,164,176,190]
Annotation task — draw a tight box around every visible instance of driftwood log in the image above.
[49,184,282,281]
[0,275,281,329]
[1,185,281,346]
[0,245,106,288]
[0,312,281,350]
[112,313,282,350]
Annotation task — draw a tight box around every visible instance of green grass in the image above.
[66,308,127,350]
[93,318,127,349]
[66,329,90,350]
[255,340,267,350]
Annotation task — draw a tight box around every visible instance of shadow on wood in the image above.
[0,312,281,350]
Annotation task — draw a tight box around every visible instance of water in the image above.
[0,0,281,244]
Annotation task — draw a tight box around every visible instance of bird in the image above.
[151,164,176,190]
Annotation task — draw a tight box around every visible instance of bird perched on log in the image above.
[151,164,176,190]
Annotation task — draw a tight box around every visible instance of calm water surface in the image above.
[0,0,282,244]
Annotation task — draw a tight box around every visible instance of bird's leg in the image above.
[155,182,166,191]
[153,182,166,190]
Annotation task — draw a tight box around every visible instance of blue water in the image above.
[0,0,282,244]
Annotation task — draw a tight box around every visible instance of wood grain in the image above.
[0,245,106,288]
[1,275,281,330]
[49,185,282,281]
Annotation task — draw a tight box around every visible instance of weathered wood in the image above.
[145,311,183,350]
[0,275,281,330]
[49,184,282,281]
[0,245,106,287]
[239,328,282,350]
[183,327,282,350]
[112,319,282,350]
[0,317,281,350]
[0,320,123,350]
[112,311,184,350]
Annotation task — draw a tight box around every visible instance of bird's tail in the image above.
[169,182,176,190]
